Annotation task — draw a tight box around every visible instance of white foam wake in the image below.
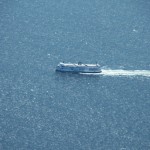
[80,69,150,77]
[101,69,150,77]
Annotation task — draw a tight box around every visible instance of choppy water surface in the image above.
[0,0,150,150]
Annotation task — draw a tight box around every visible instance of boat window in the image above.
[70,67,74,70]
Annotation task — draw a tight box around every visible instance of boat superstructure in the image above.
[56,62,102,73]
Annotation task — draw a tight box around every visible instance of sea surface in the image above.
[0,0,150,149]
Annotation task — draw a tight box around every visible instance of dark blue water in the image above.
[0,0,150,149]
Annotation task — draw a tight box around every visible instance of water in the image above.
[0,0,150,150]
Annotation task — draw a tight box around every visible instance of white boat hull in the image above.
[56,62,102,73]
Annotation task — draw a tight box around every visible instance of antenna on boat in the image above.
[96,61,99,66]
[78,62,82,65]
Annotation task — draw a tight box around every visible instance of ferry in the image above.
[56,62,102,73]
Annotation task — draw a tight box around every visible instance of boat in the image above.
[56,62,102,73]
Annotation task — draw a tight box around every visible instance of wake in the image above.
[101,69,150,77]
[80,69,150,77]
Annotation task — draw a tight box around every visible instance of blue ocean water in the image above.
[0,0,150,149]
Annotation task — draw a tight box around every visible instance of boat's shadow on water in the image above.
[54,69,150,79]
[54,71,102,79]
[53,71,104,86]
